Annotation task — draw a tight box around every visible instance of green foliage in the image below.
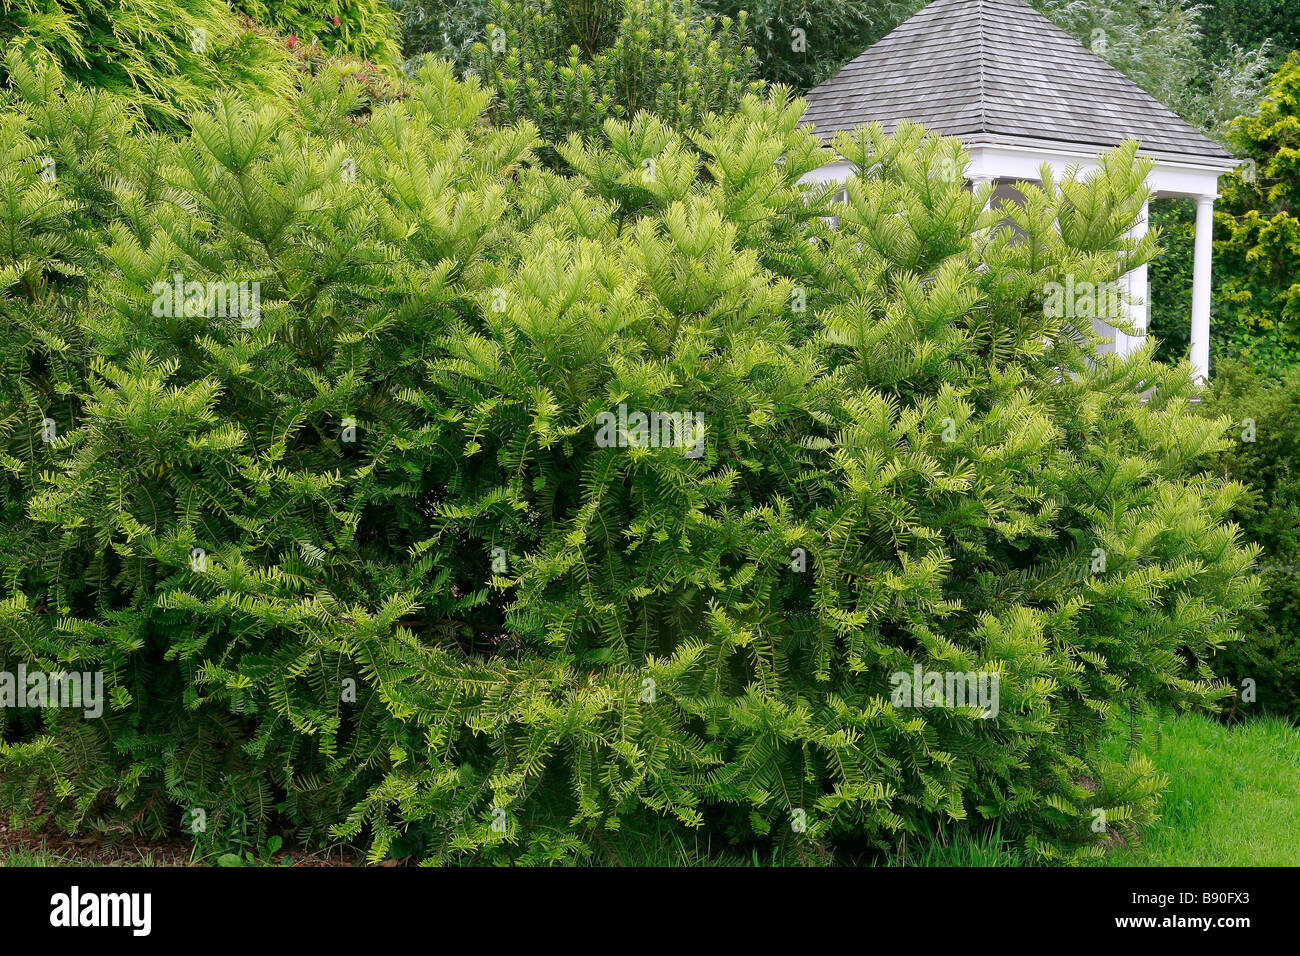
[1139,196,1299,379]
[0,0,295,130]
[1145,199,1194,366]
[0,54,1261,865]
[1210,53,1300,371]
[217,834,291,865]
[235,0,402,67]
[1149,54,1300,378]
[1198,360,1300,719]
[1197,0,1300,64]
[699,0,922,91]
[469,0,761,151]
[389,0,496,72]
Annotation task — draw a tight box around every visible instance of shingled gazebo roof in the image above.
[800,0,1232,162]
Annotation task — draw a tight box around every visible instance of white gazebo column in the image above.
[1189,194,1216,383]
[968,175,993,211]
[1115,201,1149,358]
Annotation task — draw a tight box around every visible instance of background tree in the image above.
[699,0,922,90]
[1211,52,1300,371]
[1197,0,1300,65]
[387,0,496,72]
[466,0,761,149]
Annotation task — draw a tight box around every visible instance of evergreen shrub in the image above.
[0,54,1261,862]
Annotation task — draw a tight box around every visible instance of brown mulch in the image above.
[0,813,367,867]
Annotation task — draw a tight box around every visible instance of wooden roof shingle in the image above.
[800,0,1233,161]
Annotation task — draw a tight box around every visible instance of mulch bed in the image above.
[0,812,367,867]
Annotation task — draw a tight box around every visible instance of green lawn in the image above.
[1098,712,1300,866]
[899,711,1300,867]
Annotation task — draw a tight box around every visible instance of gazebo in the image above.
[797,0,1239,382]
